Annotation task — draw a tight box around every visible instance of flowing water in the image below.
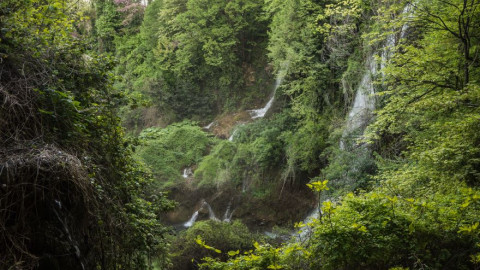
[203,121,215,130]
[248,94,276,119]
[248,70,286,119]
[183,211,199,228]
[182,167,193,178]
[342,55,377,141]
[222,200,234,222]
[295,206,320,241]
[228,128,238,142]
[298,6,412,241]
[183,200,219,228]
[341,6,411,148]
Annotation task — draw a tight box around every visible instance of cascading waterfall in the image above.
[341,5,411,148]
[381,4,413,72]
[228,128,238,142]
[183,211,199,227]
[222,200,235,222]
[341,54,377,145]
[248,67,287,119]
[182,167,193,178]
[203,201,218,221]
[248,92,276,119]
[339,54,377,150]
[203,121,215,130]
[229,64,289,143]
[296,207,320,241]
[183,200,220,228]
[242,178,248,193]
[297,5,412,241]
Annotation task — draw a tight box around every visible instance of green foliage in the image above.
[198,239,311,270]
[194,112,314,193]
[0,0,173,268]
[170,220,255,268]
[95,0,119,52]
[310,188,480,269]
[200,186,480,270]
[199,0,480,268]
[322,144,377,193]
[136,122,213,188]
[365,0,480,191]
[114,0,272,125]
[194,140,237,189]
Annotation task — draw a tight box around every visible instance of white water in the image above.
[228,129,237,142]
[242,178,248,193]
[183,200,219,228]
[381,4,413,72]
[343,4,413,142]
[296,207,320,241]
[296,5,412,242]
[342,6,411,148]
[222,200,235,222]
[183,211,199,227]
[400,4,413,39]
[249,95,275,119]
[343,55,377,137]
[203,121,215,130]
[182,167,193,178]
[248,73,285,119]
[204,201,218,221]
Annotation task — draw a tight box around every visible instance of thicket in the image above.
[0,0,173,269]
[170,220,255,269]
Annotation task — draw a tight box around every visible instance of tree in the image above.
[0,0,173,268]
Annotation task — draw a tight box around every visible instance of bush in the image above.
[170,220,255,269]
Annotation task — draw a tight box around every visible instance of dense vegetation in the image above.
[2,0,480,269]
[0,0,173,269]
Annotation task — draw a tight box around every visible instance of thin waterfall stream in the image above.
[183,200,231,228]
[297,5,412,241]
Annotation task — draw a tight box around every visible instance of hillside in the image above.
[1,0,480,269]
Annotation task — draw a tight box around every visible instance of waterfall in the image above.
[295,5,412,242]
[242,178,248,193]
[343,55,377,139]
[400,4,413,39]
[228,124,245,142]
[203,201,218,221]
[184,211,199,228]
[203,121,215,130]
[228,129,238,142]
[248,94,275,119]
[228,64,289,143]
[248,71,285,119]
[183,200,219,228]
[296,207,320,241]
[381,4,413,72]
[222,200,234,222]
[342,5,411,148]
[182,167,193,178]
